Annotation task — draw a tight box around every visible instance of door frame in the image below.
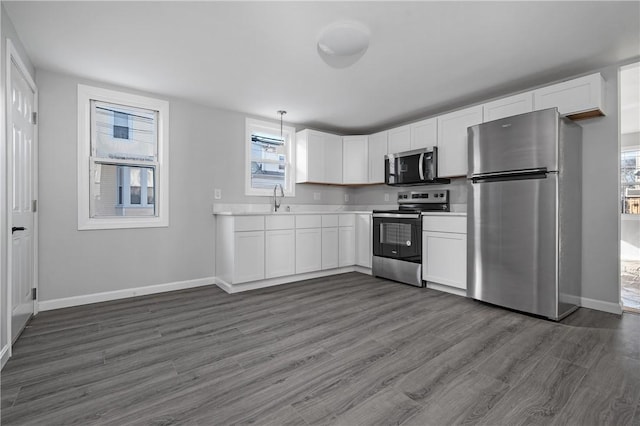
[5,38,38,351]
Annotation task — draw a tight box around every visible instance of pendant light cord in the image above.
[277,110,287,140]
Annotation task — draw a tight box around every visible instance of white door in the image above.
[9,54,37,343]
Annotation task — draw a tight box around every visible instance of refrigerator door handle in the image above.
[471,168,548,183]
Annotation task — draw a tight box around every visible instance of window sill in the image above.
[622,214,640,222]
[78,216,168,231]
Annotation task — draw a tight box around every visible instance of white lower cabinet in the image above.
[265,229,295,279]
[216,213,371,290]
[339,226,356,267]
[234,231,265,283]
[422,215,467,292]
[295,228,322,273]
[321,227,339,269]
[355,214,371,268]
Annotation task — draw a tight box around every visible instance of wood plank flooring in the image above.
[2,272,639,425]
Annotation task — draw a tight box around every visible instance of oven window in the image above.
[381,222,413,245]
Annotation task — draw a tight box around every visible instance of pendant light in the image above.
[277,110,287,142]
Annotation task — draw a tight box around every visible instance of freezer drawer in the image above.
[467,173,561,319]
[468,108,559,177]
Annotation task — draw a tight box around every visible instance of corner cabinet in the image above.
[422,215,467,294]
[343,136,369,184]
[296,129,343,184]
[437,105,483,178]
[368,131,388,184]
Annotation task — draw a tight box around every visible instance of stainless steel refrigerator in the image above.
[467,108,582,320]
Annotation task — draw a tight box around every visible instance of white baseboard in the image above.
[580,296,623,315]
[38,277,216,312]
[1,344,10,370]
[215,267,366,294]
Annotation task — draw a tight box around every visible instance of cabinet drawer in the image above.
[234,216,265,232]
[422,216,466,233]
[321,215,339,227]
[339,214,355,227]
[296,214,321,229]
[265,215,295,230]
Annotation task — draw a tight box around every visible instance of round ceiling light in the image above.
[317,21,370,69]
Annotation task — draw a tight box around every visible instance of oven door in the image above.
[372,214,422,263]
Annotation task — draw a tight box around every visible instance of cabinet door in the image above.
[321,227,339,270]
[307,131,326,182]
[324,133,343,184]
[342,136,369,184]
[265,229,295,279]
[533,73,604,118]
[410,118,437,150]
[295,228,322,274]
[437,105,483,178]
[355,214,371,268]
[339,226,356,267]
[368,131,388,184]
[234,231,265,283]
[422,231,467,290]
[483,92,533,122]
[388,124,411,154]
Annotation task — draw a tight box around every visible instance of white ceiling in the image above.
[4,1,640,134]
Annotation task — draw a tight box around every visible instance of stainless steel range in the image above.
[372,190,449,287]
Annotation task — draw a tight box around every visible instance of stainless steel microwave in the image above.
[385,147,450,186]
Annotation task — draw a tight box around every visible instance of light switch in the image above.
[214,189,222,199]
[344,194,350,202]
[384,193,389,202]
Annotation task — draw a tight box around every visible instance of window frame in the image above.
[244,117,296,197]
[621,144,640,218]
[77,84,169,230]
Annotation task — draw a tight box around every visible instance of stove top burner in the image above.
[375,189,450,214]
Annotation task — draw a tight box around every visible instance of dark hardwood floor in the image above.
[2,272,639,425]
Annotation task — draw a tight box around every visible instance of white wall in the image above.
[37,71,218,302]
[1,4,36,363]
[36,69,354,303]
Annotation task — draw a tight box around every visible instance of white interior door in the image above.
[9,53,37,343]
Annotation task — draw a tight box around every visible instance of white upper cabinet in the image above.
[296,129,342,184]
[368,130,388,184]
[437,105,484,178]
[483,92,534,123]
[387,124,411,154]
[533,73,605,119]
[410,117,438,150]
[342,135,369,184]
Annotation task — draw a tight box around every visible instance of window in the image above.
[245,118,296,196]
[77,85,169,230]
[622,147,640,215]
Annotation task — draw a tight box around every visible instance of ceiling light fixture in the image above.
[317,21,370,69]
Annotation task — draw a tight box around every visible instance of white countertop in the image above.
[214,210,466,217]
[422,212,467,217]
[213,211,373,216]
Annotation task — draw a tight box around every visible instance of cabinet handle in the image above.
[12,226,26,234]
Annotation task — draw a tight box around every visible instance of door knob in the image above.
[11,227,26,234]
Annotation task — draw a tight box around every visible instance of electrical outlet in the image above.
[384,193,389,202]
[214,189,222,200]
[313,192,321,201]
[344,194,350,202]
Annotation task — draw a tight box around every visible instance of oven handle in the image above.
[372,213,421,219]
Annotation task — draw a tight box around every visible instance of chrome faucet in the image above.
[273,183,284,212]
